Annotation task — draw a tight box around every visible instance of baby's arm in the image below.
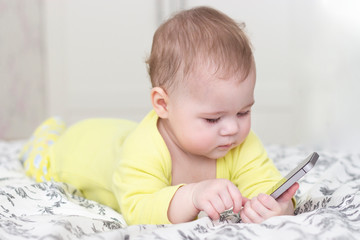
[240,182,299,223]
[168,179,248,224]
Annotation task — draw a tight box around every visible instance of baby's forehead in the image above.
[168,58,254,98]
[177,72,237,99]
[185,64,246,86]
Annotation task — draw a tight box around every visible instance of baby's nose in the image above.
[220,119,239,136]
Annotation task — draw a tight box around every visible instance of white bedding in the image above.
[0,140,359,239]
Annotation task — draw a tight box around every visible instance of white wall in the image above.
[45,0,158,123]
[0,0,45,139]
[44,0,360,151]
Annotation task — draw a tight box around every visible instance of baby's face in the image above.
[165,67,256,160]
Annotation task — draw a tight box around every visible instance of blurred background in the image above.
[1,0,359,152]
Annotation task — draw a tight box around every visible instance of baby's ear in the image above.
[151,87,169,119]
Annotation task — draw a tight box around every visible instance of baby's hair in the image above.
[146,6,254,92]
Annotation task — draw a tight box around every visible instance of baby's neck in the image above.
[157,119,216,185]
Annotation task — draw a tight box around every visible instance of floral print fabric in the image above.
[0,141,359,239]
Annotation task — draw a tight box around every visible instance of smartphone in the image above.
[266,152,319,199]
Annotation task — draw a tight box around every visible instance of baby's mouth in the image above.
[218,143,233,149]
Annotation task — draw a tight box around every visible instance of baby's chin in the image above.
[215,143,241,159]
[206,148,233,160]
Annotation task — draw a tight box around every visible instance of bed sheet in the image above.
[0,140,359,239]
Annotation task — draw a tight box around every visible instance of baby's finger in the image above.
[240,210,252,223]
[202,201,220,220]
[227,184,243,213]
[242,196,249,205]
[241,199,264,223]
[250,195,274,219]
[219,189,234,210]
[257,193,279,212]
[210,195,227,217]
[277,182,299,203]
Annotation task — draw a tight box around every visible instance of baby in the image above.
[20,6,298,225]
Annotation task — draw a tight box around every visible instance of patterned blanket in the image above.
[0,141,359,239]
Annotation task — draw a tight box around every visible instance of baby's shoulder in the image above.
[121,111,169,162]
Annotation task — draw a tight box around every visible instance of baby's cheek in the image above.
[178,129,213,153]
[238,123,251,143]
[191,134,214,151]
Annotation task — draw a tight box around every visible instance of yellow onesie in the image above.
[21,110,284,225]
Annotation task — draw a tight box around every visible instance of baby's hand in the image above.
[191,179,248,220]
[240,182,299,223]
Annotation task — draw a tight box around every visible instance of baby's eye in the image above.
[237,111,250,117]
[205,118,220,124]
